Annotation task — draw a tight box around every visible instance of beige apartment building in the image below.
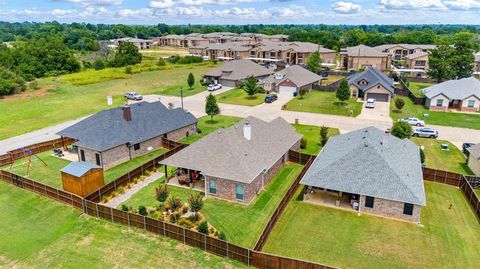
[340,45,391,71]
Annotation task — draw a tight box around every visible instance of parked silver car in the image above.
[412,127,438,138]
[401,117,425,126]
[124,92,143,101]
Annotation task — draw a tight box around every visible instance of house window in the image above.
[403,203,414,215]
[209,180,216,194]
[236,184,244,201]
[95,153,101,166]
[80,149,85,162]
[436,99,444,107]
[365,196,374,208]
[415,60,426,66]
[133,143,140,150]
[468,100,475,108]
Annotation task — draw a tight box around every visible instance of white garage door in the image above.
[279,86,297,94]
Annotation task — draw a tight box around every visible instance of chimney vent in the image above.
[243,121,251,140]
[122,104,132,122]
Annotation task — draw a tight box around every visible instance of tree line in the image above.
[2,22,480,51]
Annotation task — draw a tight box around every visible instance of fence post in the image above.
[444,172,447,184]
[110,207,114,222]
[433,169,437,182]
[82,199,86,214]
[226,241,229,259]
[204,234,207,251]
[95,203,99,218]
[247,249,250,267]
[56,189,60,201]
[163,221,166,236]
[183,227,186,244]
[458,174,462,187]
[144,216,147,230]
[127,212,130,227]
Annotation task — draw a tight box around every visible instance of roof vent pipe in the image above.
[243,121,251,141]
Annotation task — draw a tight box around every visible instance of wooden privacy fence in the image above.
[86,139,187,203]
[288,150,316,165]
[423,167,480,221]
[0,137,76,166]
[254,152,315,251]
[251,251,338,269]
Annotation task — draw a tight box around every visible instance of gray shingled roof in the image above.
[61,162,100,177]
[204,59,274,81]
[344,45,388,57]
[423,77,480,100]
[160,116,301,183]
[405,51,428,60]
[348,68,395,94]
[262,65,323,88]
[57,102,197,152]
[374,44,436,52]
[300,127,426,206]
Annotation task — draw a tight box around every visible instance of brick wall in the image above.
[429,106,448,111]
[359,195,421,223]
[163,124,197,142]
[460,107,479,112]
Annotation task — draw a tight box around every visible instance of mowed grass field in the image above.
[263,181,480,269]
[0,62,218,140]
[216,88,267,106]
[286,91,363,117]
[411,138,473,175]
[180,115,242,144]
[292,124,340,155]
[0,181,247,268]
[390,97,480,130]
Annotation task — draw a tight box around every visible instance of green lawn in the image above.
[320,75,345,85]
[181,115,242,144]
[411,138,473,175]
[202,164,303,248]
[263,181,480,269]
[0,181,246,268]
[286,91,363,117]
[408,82,434,98]
[390,97,480,130]
[0,63,218,140]
[104,148,168,183]
[293,124,340,155]
[2,151,70,188]
[216,88,266,106]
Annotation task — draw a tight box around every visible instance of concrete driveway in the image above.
[357,100,391,122]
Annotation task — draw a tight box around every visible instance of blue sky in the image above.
[1,0,480,25]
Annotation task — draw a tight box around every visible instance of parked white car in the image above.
[413,127,439,138]
[365,98,376,108]
[401,117,425,126]
[208,83,222,91]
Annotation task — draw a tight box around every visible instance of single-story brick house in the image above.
[261,65,323,94]
[57,101,197,169]
[160,116,301,204]
[423,77,480,112]
[300,127,426,223]
[467,144,480,176]
[347,67,395,102]
[203,59,274,87]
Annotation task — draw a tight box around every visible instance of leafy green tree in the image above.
[450,40,475,79]
[110,42,142,67]
[138,206,147,216]
[336,79,350,104]
[187,73,195,89]
[306,51,322,73]
[420,148,426,164]
[395,98,405,112]
[94,59,105,70]
[320,126,329,146]
[157,58,166,66]
[205,93,220,122]
[155,184,169,204]
[242,76,261,97]
[298,88,306,99]
[0,67,26,96]
[166,196,182,212]
[187,193,204,216]
[390,121,413,139]
[218,231,226,240]
[427,45,455,83]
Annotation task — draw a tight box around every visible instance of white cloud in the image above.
[149,0,174,9]
[444,0,480,10]
[379,0,445,10]
[50,9,76,16]
[51,0,123,6]
[331,1,362,14]
[117,8,154,17]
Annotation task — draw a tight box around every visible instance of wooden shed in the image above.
[61,162,104,197]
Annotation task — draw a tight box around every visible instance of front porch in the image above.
[165,167,205,192]
[303,187,360,212]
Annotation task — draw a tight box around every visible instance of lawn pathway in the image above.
[104,172,163,208]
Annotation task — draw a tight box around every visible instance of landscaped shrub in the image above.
[94,59,105,70]
[187,193,203,216]
[157,58,166,66]
[101,195,109,203]
[121,204,129,212]
[178,218,194,229]
[218,231,226,240]
[320,126,329,146]
[300,137,307,149]
[28,80,39,90]
[166,196,182,211]
[182,205,189,214]
[420,148,426,164]
[138,205,148,216]
[391,121,413,139]
[155,184,169,204]
[125,66,132,74]
[395,97,405,112]
[188,213,199,223]
[118,187,125,194]
[197,221,209,235]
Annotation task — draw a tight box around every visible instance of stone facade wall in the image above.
[359,195,421,223]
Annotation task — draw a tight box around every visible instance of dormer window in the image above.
[275,73,284,80]
[359,79,368,85]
